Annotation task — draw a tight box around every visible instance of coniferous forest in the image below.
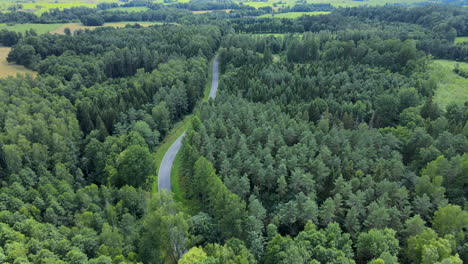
[0,2,467,264]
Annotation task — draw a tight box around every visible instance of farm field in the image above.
[0,0,119,14]
[0,22,165,35]
[259,11,331,18]
[0,47,36,78]
[243,0,428,9]
[431,60,468,110]
[192,9,233,14]
[0,23,65,34]
[106,6,150,12]
[1,2,96,14]
[455,36,468,44]
[0,0,443,15]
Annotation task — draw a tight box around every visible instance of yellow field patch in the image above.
[0,47,37,78]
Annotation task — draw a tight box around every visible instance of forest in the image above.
[0,2,467,264]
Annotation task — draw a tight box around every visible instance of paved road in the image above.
[209,57,219,99]
[158,56,219,192]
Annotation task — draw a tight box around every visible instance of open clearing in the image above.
[431,60,468,110]
[0,0,437,15]
[0,23,65,34]
[0,0,119,14]
[455,37,468,44]
[0,22,166,35]
[0,47,36,78]
[243,0,427,9]
[106,7,149,12]
[51,22,168,34]
[192,9,233,14]
[259,11,331,18]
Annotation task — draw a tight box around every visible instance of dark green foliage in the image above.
[111,145,155,188]
[80,14,105,26]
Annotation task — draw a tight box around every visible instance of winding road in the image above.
[158,56,219,192]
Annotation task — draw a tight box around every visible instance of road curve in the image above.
[158,55,219,192]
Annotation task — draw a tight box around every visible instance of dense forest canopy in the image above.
[0,2,467,264]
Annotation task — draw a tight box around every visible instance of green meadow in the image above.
[0,23,65,34]
[455,37,468,44]
[259,11,331,18]
[431,60,468,110]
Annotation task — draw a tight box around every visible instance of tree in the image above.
[140,191,190,264]
[368,252,398,264]
[319,198,336,227]
[7,44,38,68]
[420,99,441,121]
[204,239,256,264]
[432,204,468,242]
[295,221,355,263]
[152,102,171,136]
[80,14,104,26]
[356,228,399,263]
[406,228,458,264]
[179,247,208,264]
[398,88,420,111]
[112,145,155,188]
[402,215,426,240]
[133,121,160,151]
[375,94,400,127]
[264,234,306,264]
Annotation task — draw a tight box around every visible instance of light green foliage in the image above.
[432,205,468,242]
[264,221,355,263]
[454,37,468,44]
[202,239,256,264]
[139,191,190,264]
[406,228,460,264]
[179,247,208,264]
[402,215,426,239]
[356,229,399,263]
[368,252,398,264]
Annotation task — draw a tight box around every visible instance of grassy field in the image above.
[51,21,168,34]
[0,23,65,34]
[243,0,428,9]
[244,1,276,8]
[106,7,149,12]
[192,9,233,14]
[5,2,97,14]
[455,37,468,44]
[259,11,331,18]
[0,0,119,14]
[0,47,36,78]
[0,0,435,15]
[0,21,171,35]
[431,60,468,110]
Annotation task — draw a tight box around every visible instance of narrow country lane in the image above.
[158,56,219,192]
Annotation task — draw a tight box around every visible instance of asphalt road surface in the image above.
[158,56,219,192]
